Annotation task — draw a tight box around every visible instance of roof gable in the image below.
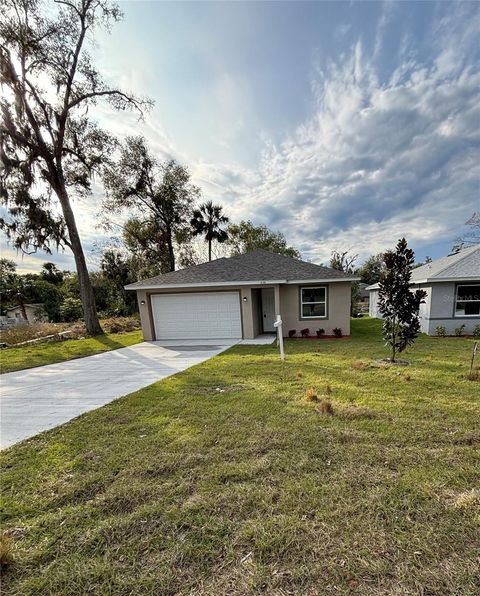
[126,249,357,289]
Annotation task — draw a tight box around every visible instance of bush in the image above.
[60,297,83,322]
[435,325,446,337]
[454,324,466,337]
[300,328,310,337]
[473,325,480,339]
[305,387,318,401]
[333,327,343,338]
[316,328,325,338]
[288,329,296,338]
[101,317,141,334]
[317,400,334,415]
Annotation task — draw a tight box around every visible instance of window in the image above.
[455,284,480,317]
[301,287,327,318]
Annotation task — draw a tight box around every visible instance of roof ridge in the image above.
[431,244,479,278]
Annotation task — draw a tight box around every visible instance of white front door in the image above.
[151,292,242,340]
[261,288,276,332]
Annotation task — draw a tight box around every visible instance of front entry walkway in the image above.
[0,340,237,449]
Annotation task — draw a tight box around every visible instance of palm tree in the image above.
[190,201,229,261]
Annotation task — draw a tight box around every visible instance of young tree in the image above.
[190,201,228,262]
[0,0,150,334]
[226,220,300,258]
[378,238,427,362]
[103,137,199,272]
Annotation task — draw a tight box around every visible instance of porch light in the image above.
[243,296,248,302]
[140,300,146,305]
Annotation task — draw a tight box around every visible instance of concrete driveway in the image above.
[0,340,237,449]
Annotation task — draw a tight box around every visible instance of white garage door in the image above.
[151,292,242,340]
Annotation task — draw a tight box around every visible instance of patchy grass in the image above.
[0,330,143,374]
[1,319,479,594]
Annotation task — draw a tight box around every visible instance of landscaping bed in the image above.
[1,319,478,594]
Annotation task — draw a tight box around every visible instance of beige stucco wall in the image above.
[6,305,45,323]
[134,281,352,340]
[279,282,352,336]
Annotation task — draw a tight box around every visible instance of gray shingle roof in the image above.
[126,249,357,289]
[367,245,480,289]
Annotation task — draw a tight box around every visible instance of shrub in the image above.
[305,387,318,401]
[333,327,343,338]
[101,317,141,334]
[454,324,466,337]
[288,329,296,338]
[316,328,325,338]
[300,328,310,337]
[473,325,480,339]
[60,297,83,322]
[435,325,446,337]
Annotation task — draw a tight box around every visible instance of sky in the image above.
[2,0,479,273]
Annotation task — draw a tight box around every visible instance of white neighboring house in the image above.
[367,245,480,336]
[5,303,46,324]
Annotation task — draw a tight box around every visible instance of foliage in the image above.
[329,250,358,273]
[2,319,478,594]
[0,322,69,347]
[0,0,150,334]
[59,298,83,322]
[454,324,466,337]
[435,325,447,337]
[100,250,138,315]
[40,263,64,286]
[190,201,229,261]
[288,329,296,338]
[300,328,310,337]
[100,317,140,334]
[356,253,386,285]
[378,238,427,362]
[226,220,300,258]
[29,279,63,321]
[316,328,325,337]
[103,136,198,272]
[333,327,343,338]
[473,325,480,339]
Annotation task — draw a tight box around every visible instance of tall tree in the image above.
[356,253,386,285]
[452,212,480,252]
[103,137,199,272]
[40,262,64,286]
[190,201,228,262]
[0,0,150,334]
[378,238,427,362]
[329,250,358,273]
[226,220,300,258]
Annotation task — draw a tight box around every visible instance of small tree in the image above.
[378,238,427,362]
[190,201,229,262]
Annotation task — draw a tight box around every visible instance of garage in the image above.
[151,292,242,340]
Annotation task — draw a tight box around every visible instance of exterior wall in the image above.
[425,282,480,335]
[6,305,45,324]
[135,281,353,340]
[279,282,352,336]
[369,282,480,335]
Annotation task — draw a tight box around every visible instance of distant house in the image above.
[5,304,46,324]
[357,283,370,312]
[367,245,480,335]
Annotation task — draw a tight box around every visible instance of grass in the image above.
[1,319,479,594]
[0,330,143,374]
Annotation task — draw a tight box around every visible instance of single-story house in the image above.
[357,283,370,312]
[5,303,46,324]
[368,245,480,335]
[126,249,358,340]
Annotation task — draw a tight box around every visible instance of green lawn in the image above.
[0,330,143,374]
[1,319,479,595]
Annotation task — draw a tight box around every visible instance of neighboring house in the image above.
[368,245,480,335]
[357,283,370,312]
[126,249,358,340]
[5,304,46,324]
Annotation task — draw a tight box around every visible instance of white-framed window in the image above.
[300,286,327,318]
[455,284,480,317]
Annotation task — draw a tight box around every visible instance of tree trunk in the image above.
[166,226,175,271]
[56,186,103,335]
[19,301,28,321]
[208,238,212,262]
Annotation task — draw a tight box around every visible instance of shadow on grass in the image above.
[90,334,125,350]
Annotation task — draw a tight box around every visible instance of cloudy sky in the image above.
[2,0,479,272]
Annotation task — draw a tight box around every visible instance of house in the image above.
[357,283,370,313]
[368,245,480,335]
[126,249,359,340]
[5,303,46,324]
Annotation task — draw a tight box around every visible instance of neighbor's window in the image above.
[301,287,327,318]
[455,284,480,317]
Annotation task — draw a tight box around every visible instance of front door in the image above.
[261,288,276,332]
